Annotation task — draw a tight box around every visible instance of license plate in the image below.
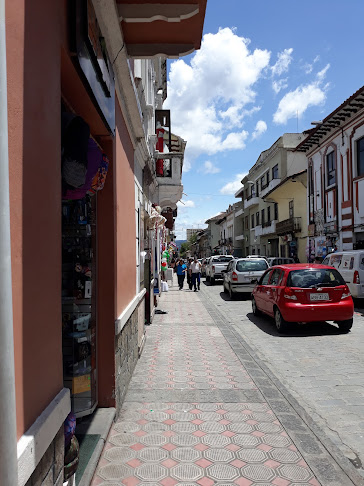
[310,293,329,301]
[244,276,252,282]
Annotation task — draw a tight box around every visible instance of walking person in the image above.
[187,258,193,290]
[191,257,202,292]
[176,259,187,290]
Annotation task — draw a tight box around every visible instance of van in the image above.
[267,257,295,267]
[323,250,364,298]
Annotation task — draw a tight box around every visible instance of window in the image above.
[267,206,271,223]
[357,137,364,177]
[256,211,260,226]
[261,208,265,224]
[326,151,336,186]
[260,176,265,190]
[236,260,268,272]
[287,268,345,288]
[251,214,255,228]
[245,216,249,230]
[260,270,272,285]
[256,181,259,197]
[274,203,278,221]
[308,164,314,196]
[289,200,294,219]
[270,269,283,286]
[266,171,270,185]
[272,164,279,179]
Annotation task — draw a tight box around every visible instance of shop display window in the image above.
[62,195,97,416]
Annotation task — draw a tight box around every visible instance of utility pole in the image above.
[0,0,18,483]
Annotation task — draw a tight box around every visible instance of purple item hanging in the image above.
[63,139,102,200]
[64,412,77,447]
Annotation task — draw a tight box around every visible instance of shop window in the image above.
[62,196,97,416]
[326,151,336,186]
[357,137,364,177]
[272,164,278,179]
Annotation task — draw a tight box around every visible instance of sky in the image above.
[164,0,364,240]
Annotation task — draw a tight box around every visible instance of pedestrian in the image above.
[191,257,202,291]
[187,258,193,290]
[176,259,187,290]
[313,256,323,264]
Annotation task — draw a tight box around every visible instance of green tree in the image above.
[180,242,190,257]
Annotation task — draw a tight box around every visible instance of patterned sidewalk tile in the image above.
[91,403,319,486]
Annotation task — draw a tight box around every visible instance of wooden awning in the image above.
[116,0,207,58]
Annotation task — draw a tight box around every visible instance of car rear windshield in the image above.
[236,260,268,272]
[287,268,345,288]
[213,256,234,263]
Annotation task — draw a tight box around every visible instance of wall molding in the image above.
[17,388,70,486]
[115,288,146,335]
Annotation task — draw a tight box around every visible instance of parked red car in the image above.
[251,264,354,333]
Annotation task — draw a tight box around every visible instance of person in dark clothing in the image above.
[176,259,187,290]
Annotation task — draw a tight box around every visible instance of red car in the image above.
[251,264,354,333]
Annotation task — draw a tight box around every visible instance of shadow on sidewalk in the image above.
[246,312,347,337]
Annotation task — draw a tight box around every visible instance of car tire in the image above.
[211,277,215,285]
[274,308,288,334]
[252,297,261,316]
[337,318,353,333]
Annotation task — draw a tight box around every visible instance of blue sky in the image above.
[164,0,364,240]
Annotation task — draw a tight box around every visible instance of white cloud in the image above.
[273,64,330,125]
[271,48,293,76]
[201,160,220,174]
[165,28,271,165]
[252,120,267,140]
[177,200,195,208]
[272,78,288,94]
[220,172,248,195]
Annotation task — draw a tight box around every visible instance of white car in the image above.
[323,250,364,298]
[206,255,234,284]
[223,257,269,299]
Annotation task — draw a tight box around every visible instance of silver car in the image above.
[223,258,269,299]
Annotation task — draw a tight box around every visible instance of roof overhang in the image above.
[295,85,364,153]
[116,0,207,58]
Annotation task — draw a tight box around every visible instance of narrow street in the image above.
[91,277,364,486]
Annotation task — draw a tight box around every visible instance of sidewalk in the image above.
[90,279,359,486]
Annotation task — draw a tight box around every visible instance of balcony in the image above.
[254,225,262,237]
[276,217,301,235]
[259,178,281,199]
[261,220,276,235]
[244,196,260,209]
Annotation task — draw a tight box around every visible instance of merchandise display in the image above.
[62,195,97,416]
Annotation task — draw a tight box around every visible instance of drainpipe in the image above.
[0,0,18,484]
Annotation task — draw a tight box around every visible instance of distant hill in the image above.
[175,240,186,250]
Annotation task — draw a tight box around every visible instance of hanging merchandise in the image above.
[61,113,90,189]
[63,138,103,200]
[156,122,165,176]
[89,153,109,194]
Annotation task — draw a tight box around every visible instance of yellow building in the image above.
[266,170,308,262]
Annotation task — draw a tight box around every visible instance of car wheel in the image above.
[252,297,261,316]
[274,308,288,333]
[337,318,353,333]
[229,285,235,300]
[211,277,215,285]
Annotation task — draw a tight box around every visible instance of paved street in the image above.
[91,276,364,486]
[201,278,364,480]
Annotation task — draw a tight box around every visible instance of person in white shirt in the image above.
[191,257,202,291]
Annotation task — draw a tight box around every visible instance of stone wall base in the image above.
[115,300,141,416]
[25,426,64,486]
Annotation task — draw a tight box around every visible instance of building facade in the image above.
[237,134,307,259]
[4,1,207,484]
[296,85,364,260]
